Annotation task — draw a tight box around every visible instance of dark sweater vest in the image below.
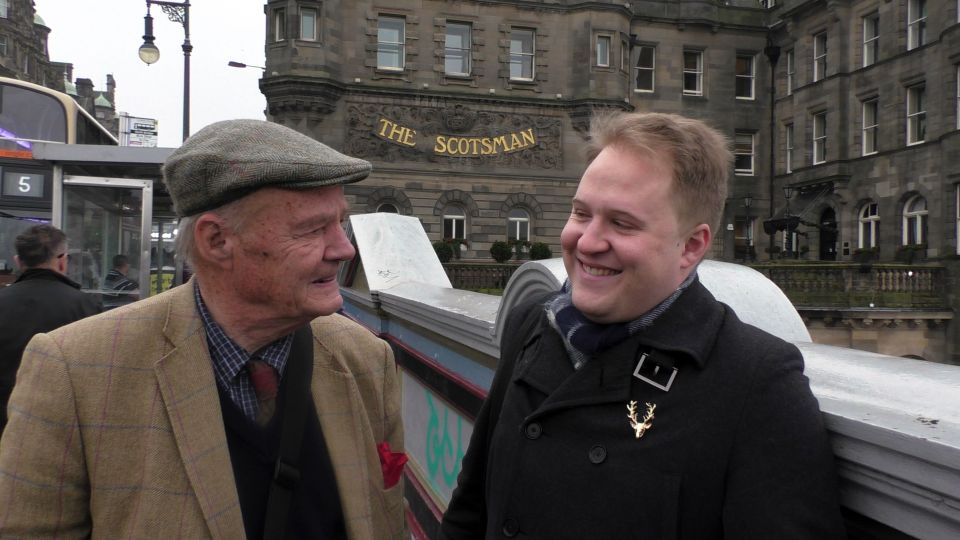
[217,376,347,540]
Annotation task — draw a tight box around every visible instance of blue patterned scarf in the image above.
[546,271,697,369]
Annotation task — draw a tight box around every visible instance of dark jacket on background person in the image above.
[0,268,101,433]
[441,280,845,540]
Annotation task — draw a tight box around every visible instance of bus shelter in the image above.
[28,142,180,306]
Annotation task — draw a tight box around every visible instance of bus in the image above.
[0,76,118,282]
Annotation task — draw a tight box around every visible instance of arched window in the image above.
[507,208,530,242]
[377,203,398,213]
[902,194,927,245]
[859,202,879,248]
[443,206,466,240]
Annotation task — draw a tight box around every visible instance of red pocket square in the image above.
[377,442,408,489]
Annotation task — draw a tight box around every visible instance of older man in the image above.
[442,112,845,538]
[0,224,101,435]
[0,120,407,539]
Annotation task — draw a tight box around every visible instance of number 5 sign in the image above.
[2,172,44,198]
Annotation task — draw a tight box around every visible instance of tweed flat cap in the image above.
[163,119,372,217]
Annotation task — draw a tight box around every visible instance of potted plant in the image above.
[490,241,513,263]
[529,242,552,260]
[433,241,453,263]
[853,246,879,264]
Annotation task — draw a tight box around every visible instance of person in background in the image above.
[441,112,845,539]
[102,253,140,307]
[0,224,101,435]
[0,120,407,539]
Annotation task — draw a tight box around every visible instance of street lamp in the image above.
[228,61,266,71]
[783,185,794,216]
[138,0,191,142]
[743,193,753,211]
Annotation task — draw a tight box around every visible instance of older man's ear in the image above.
[193,213,235,268]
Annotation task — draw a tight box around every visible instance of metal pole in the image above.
[764,38,780,259]
[181,3,191,142]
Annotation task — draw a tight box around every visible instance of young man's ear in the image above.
[192,213,235,268]
[680,224,711,270]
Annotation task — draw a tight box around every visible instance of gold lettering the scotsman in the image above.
[374,118,536,157]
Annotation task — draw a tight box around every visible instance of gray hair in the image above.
[175,196,254,268]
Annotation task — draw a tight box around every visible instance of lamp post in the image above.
[227,61,266,71]
[743,193,754,261]
[138,0,191,142]
[764,36,781,260]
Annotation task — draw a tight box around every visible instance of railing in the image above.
[442,262,519,291]
[750,262,947,309]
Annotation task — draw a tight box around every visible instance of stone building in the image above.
[260,0,959,361]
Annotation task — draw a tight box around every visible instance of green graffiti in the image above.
[425,392,465,489]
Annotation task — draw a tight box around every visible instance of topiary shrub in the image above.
[490,241,513,263]
[433,241,453,263]
[529,242,552,260]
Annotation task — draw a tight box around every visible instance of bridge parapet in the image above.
[342,213,960,539]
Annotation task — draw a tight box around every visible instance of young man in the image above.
[0,225,101,434]
[0,120,407,538]
[441,112,845,539]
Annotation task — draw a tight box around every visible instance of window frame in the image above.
[682,50,703,96]
[507,208,531,243]
[859,202,880,249]
[908,0,927,50]
[813,32,827,82]
[785,123,794,174]
[634,45,656,93]
[0,0,9,19]
[734,132,755,175]
[902,194,928,245]
[509,27,536,81]
[907,84,926,145]
[444,21,472,76]
[785,49,795,95]
[862,98,878,156]
[273,8,286,42]
[812,112,827,164]
[377,15,406,71]
[443,206,467,240]
[596,35,611,68]
[735,54,755,100]
[734,216,755,260]
[0,36,7,57]
[299,6,318,41]
[863,13,879,67]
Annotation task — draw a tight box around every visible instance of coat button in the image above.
[502,517,520,537]
[589,445,607,464]
[524,422,542,440]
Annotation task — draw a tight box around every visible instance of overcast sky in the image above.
[35,0,266,148]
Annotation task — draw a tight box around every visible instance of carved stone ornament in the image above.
[345,101,563,170]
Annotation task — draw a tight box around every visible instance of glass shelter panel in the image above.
[57,176,152,308]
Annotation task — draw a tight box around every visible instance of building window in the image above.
[377,16,405,70]
[907,84,926,145]
[785,49,795,95]
[908,0,927,50]
[785,123,794,173]
[902,195,927,245]
[299,7,318,41]
[956,185,960,255]
[683,50,703,96]
[813,112,826,164]
[273,8,286,42]
[957,66,960,130]
[621,39,629,71]
[596,35,610,67]
[634,45,655,92]
[734,132,754,175]
[863,13,879,67]
[735,54,755,100]
[862,98,878,155]
[0,0,8,19]
[445,22,471,76]
[443,206,466,240]
[507,208,530,242]
[377,203,398,213]
[813,32,827,82]
[859,202,880,249]
[510,28,536,81]
[760,0,776,7]
[0,36,6,57]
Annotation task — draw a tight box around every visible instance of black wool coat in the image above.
[441,280,845,540]
[0,268,102,432]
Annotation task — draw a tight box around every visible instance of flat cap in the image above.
[163,119,372,217]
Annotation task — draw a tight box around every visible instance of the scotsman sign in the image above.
[375,117,537,157]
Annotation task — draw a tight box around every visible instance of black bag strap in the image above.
[262,324,314,540]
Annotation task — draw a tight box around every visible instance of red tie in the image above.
[247,359,279,425]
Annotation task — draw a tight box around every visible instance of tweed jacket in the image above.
[441,281,844,539]
[0,280,406,539]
